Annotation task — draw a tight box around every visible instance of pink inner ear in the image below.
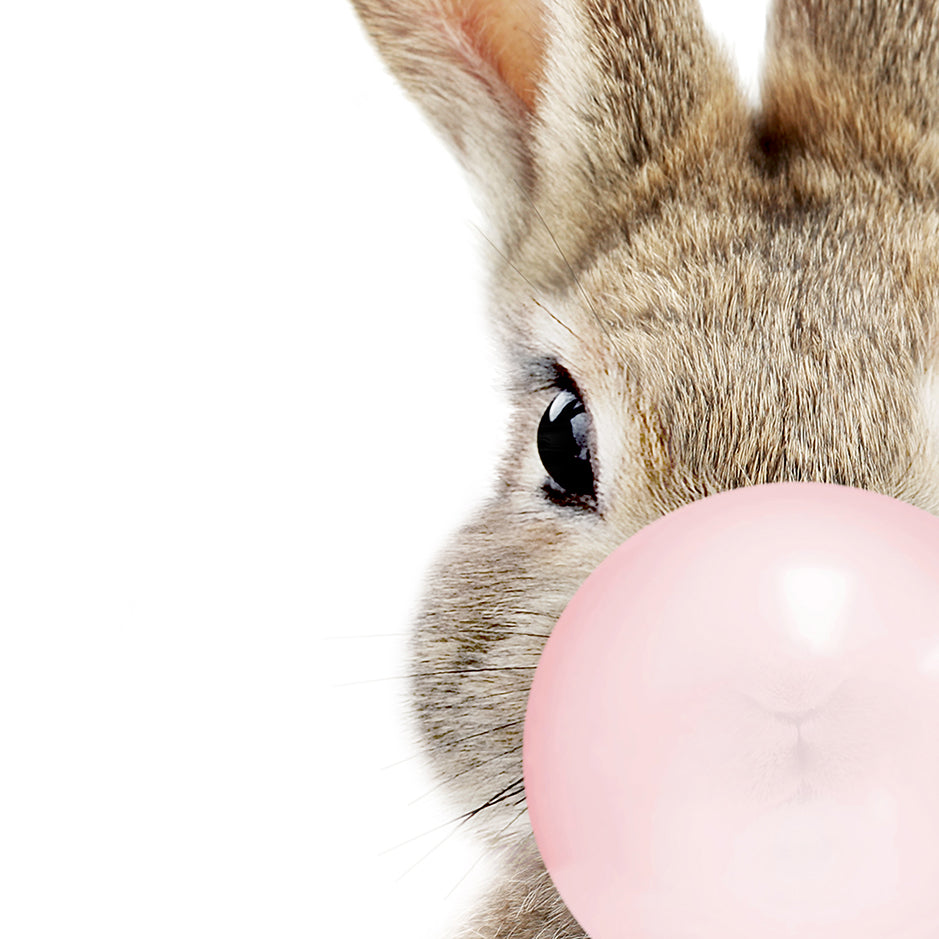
[451,0,544,110]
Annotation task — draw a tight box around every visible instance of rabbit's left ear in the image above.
[351,0,545,239]
[761,0,939,191]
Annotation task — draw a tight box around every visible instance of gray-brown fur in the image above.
[348,0,939,935]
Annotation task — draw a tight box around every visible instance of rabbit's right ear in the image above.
[352,1,745,247]
[350,0,544,239]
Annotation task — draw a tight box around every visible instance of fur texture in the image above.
[349,1,939,935]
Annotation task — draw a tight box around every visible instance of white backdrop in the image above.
[1,2,767,936]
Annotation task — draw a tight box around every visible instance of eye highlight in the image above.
[537,389,596,502]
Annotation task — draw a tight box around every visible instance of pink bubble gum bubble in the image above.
[523,483,939,939]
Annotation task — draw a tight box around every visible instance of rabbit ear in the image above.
[352,1,745,244]
[350,0,544,238]
[535,0,744,209]
[761,0,939,186]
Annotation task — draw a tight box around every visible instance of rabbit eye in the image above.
[537,389,595,501]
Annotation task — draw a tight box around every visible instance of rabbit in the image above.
[347,0,939,936]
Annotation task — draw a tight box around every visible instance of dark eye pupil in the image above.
[537,389,595,497]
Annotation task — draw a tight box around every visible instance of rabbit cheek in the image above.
[407,509,605,838]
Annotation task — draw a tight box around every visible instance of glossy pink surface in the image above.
[523,483,939,939]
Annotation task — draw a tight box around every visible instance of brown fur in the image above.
[348,0,939,935]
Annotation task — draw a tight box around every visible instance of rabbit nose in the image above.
[524,482,939,939]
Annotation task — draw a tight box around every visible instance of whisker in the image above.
[377,702,528,772]
[444,804,530,900]
[391,775,525,881]
[335,666,537,688]
[379,750,427,772]
[519,187,612,342]
[460,686,533,701]
[471,223,586,344]
[408,743,524,806]
[391,812,477,881]
[381,720,525,777]
[380,812,475,856]
[443,718,526,747]
[383,775,523,856]
[378,716,528,776]
[532,297,585,344]
[467,776,526,816]
[320,632,409,640]
[503,609,559,620]
[413,666,539,675]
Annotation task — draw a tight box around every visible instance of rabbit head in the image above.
[350,0,939,933]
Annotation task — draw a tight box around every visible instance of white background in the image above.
[1,2,766,936]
